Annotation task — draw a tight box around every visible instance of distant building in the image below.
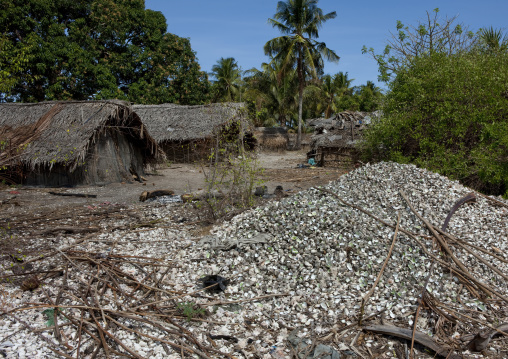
[308,111,380,166]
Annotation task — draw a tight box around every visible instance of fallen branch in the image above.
[49,191,97,198]
[317,187,508,303]
[363,324,460,359]
[38,226,100,235]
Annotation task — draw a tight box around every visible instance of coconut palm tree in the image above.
[479,27,508,53]
[210,57,241,102]
[244,59,298,127]
[357,80,383,112]
[264,0,340,149]
[320,72,354,117]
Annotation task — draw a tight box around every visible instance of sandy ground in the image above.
[0,150,350,215]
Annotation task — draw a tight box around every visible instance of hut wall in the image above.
[287,133,311,150]
[161,139,213,163]
[24,130,146,186]
[253,127,288,152]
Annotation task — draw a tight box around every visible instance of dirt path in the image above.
[0,150,350,216]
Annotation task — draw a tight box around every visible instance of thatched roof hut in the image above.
[133,103,250,162]
[0,100,159,186]
[253,127,288,152]
[308,111,379,166]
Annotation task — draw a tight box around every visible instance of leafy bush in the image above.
[199,118,264,221]
[362,51,508,197]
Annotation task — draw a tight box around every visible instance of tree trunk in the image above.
[297,49,303,150]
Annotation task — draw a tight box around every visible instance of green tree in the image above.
[0,0,209,104]
[362,52,508,197]
[265,0,340,148]
[356,81,383,112]
[210,57,242,102]
[362,9,477,82]
[244,59,298,127]
[319,72,354,117]
[478,27,508,53]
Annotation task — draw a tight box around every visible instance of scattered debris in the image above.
[198,274,230,293]
[254,185,268,196]
[48,191,97,198]
[139,189,175,202]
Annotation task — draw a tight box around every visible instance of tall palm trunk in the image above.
[297,48,303,150]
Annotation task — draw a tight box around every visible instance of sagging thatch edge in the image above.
[0,100,162,172]
[133,102,249,143]
[308,111,378,150]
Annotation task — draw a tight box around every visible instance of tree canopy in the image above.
[362,22,508,197]
[265,0,340,148]
[0,0,209,104]
[362,8,477,83]
[210,57,242,102]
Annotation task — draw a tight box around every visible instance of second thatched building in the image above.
[133,103,252,163]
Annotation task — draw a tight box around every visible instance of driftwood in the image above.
[363,324,460,359]
[139,189,175,202]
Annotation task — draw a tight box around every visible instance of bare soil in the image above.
[0,150,350,216]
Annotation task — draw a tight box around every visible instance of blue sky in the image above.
[145,0,507,89]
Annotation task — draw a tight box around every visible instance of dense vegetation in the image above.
[4,1,504,196]
[0,0,382,132]
[0,0,209,104]
[362,10,508,197]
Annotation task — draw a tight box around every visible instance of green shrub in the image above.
[362,51,508,197]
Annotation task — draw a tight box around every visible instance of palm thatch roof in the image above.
[0,100,158,171]
[132,103,246,143]
[308,111,378,149]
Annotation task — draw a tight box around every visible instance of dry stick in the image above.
[399,190,508,302]
[409,235,508,303]
[105,315,213,359]
[54,263,68,344]
[434,303,508,338]
[138,265,172,302]
[434,226,508,265]
[411,192,475,359]
[108,311,213,357]
[129,281,222,310]
[317,187,508,304]
[4,312,75,359]
[476,191,508,209]
[76,309,85,359]
[359,211,401,326]
[399,190,471,277]
[57,251,217,358]
[448,236,508,282]
[200,293,289,307]
[87,297,111,359]
[410,262,436,359]
[23,232,95,265]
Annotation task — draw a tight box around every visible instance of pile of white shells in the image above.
[190,161,507,354]
[1,161,507,358]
